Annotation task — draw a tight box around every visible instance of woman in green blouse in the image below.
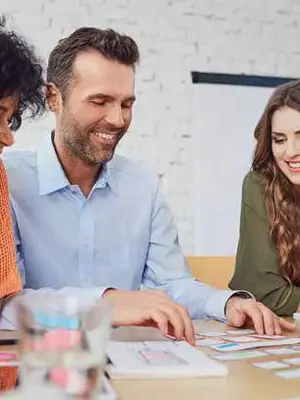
[230,80,300,316]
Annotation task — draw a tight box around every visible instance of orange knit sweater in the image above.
[0,159,21,298]
[0,160,21,392]
[0,367,18,392]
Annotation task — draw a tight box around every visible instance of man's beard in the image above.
[60,115,124,165]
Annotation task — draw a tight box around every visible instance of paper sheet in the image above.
[106,341,228,379]
[283,358,300,366]
[197,332,227,337]
[211,338,300,352]
[224,336,258,343]
[225,329,255,335]
[252,361,289,370]
[212,351,266,361]
[275,369,300,379]
[196,339,225,347]
[266,348,300,355]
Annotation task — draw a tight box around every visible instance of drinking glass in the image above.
[17,292,111,399]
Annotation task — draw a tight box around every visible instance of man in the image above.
[3,27,294,342]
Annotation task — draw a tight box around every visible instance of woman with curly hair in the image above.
[229,80,300,317]
[0,17,44,391]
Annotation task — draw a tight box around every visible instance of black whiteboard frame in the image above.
[191,71,297,88]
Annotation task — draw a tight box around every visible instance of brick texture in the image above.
[3,0,300,253]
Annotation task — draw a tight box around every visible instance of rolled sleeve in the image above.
[230,172,300,316]
[142,182,250,321]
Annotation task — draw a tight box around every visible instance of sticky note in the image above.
[0,352,20,366]
[34,311,80,330]
[211,342,241,351]
[196,339,225,347]
[44,329,82,350]
[0,352,18,361]
[266,348,300,355]
[226,329,255,335]
[275,369,300,379]
[211,338,300,352]
[251,334,287,340]
[252,361,289,370]
[212,350,266,361]
[283,358,300,366]
[224,336,258,343]
[198,332,226,337]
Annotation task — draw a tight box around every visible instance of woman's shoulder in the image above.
[243,170,266,189]
[242,171,267,212]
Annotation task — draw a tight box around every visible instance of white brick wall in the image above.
[3,0,300,253]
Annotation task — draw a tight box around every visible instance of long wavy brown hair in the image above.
[253,80,300,284]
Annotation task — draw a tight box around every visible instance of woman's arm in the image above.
[229,172,300,316]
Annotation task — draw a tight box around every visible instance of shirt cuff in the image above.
[101,287,116,297]
[224,290,255,315]
[204,290,255,322]
[229,290,255,300]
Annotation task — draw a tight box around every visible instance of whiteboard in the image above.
[193,83,274,255]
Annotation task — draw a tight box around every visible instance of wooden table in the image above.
[1,321,300,399]
[110,320,300,400]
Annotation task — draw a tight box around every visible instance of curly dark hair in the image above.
[253,80,300,284]
[47,27,140,100]
[0,16,45,130]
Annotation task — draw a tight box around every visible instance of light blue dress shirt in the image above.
[3,134,237,321]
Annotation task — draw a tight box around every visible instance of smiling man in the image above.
[3,27,295,341]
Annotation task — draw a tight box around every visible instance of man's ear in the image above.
[46,82,61,112]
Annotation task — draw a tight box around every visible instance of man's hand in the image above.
[225,297,295,335]
[103,289,195,345]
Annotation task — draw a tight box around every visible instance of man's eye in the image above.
[90,101,105,106]
[122,103,133,109]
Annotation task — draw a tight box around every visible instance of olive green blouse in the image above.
[229,171,300,316]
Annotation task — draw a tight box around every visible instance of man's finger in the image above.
[159,305,185,341]
[149,309,169,336]
[176,305,195,345]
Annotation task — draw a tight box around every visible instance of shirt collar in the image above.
[93,161,117,194]
[37,133,117,196]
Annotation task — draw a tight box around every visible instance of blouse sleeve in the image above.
[229,172,300,316]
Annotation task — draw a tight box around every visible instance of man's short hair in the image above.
[47,27,140,100]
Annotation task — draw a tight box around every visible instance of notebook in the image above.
[105,340,228,379]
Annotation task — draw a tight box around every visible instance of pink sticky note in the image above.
[0,352,18,361]
[49,367,87,393]
[251,334,287,340]
[44,329,82,350]
[49,367,69,388]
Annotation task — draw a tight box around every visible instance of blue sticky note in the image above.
[34,311,80,330]
[215,343,239,349]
